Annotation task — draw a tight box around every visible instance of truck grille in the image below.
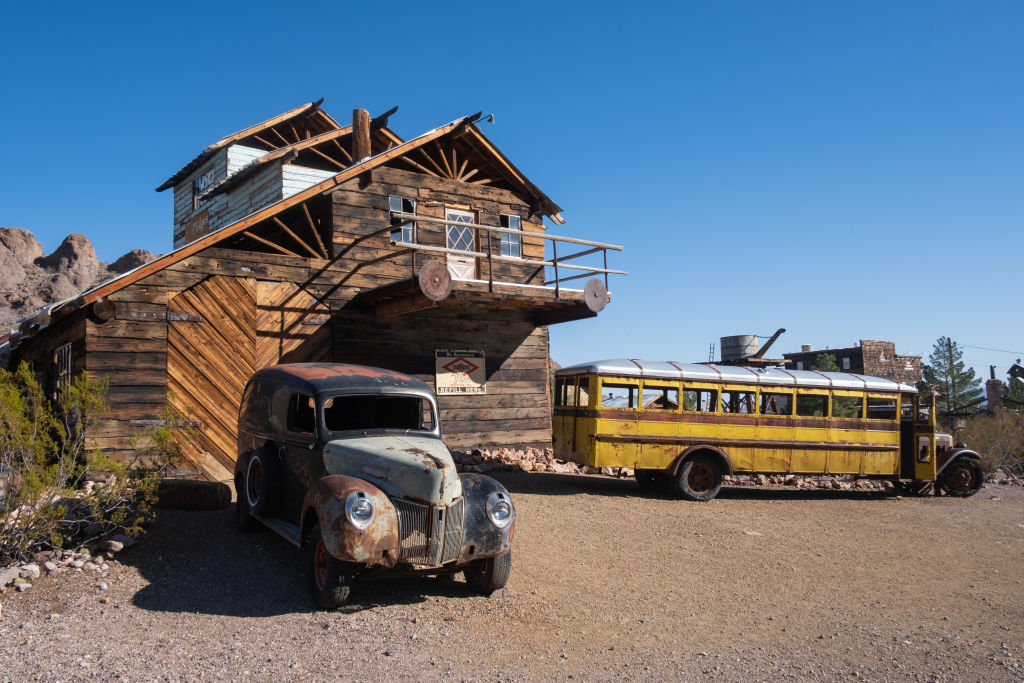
[392,496,465,566]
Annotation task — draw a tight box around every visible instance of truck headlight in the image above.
[345,491,375,530]
[486,491,514,529]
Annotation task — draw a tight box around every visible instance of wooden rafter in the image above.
[456,158,469,180]
[418,149,448,177]
[435,142,455,178]
[272,216,321,258]
[460,167,481,182]
[301,202,329,258]
[252,134,276,149]
[399,155,442,177]
[290,124,302,143]
[309,146,346,169]
[331,139,353,163]
[242,230,300,257]
[271,127,291,146]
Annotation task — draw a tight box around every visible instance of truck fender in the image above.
[456,473,514,564]
[300,475,399,568]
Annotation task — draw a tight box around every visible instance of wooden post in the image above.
[352,108,371,161]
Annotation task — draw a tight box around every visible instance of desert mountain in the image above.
[0,227,159,332]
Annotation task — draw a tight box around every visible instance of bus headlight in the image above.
[345,491,375,530]
[486,491,514,529]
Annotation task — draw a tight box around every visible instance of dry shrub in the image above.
[0,362,158,565]
[961,409,1024,475]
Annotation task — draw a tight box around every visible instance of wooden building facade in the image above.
[7,101,622,482]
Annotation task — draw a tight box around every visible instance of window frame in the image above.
[599,380,640,410]
[640,382,680,412]
[831,392,865,420]
[499,214,523,259]
[795,392,829,419]
[389,195,417,243]
[682,386,718,413]
[759,390,794,416]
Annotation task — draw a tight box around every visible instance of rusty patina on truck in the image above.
[234,363,514,609]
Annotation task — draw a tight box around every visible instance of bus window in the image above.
[796,394,827,417]
[916,401,932,424]
[566,379,578,407]
[900,395,914,419]
[760,392,793,415]
[642,385,678,410]
[554,378,566,407]
[867,397,897,420]
[682,389,716,412]
[722,390,756,414]
[601,382,638,408]
[832,395,864,419]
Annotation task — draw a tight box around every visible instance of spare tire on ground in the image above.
[156,479,232,510]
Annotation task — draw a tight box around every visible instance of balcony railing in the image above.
[385,212,625,298]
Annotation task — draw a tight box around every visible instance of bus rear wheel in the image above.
[937,458,984,497]
[673,454,723,502]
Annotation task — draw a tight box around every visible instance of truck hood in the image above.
[322,434,463,506]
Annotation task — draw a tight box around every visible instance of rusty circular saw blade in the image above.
[584,278,608,312]
[418,260,453,302]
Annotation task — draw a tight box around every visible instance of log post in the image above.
[352,108,371,161]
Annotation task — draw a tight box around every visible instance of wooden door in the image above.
[445,208,476,280]
[255,281,331,368]
[167,276,257,482]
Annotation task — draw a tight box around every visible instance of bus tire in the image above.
[937,458,983,497]
[673,454,723,502]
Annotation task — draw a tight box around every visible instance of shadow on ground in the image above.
[491,470,897,502]
[119,506,478,617]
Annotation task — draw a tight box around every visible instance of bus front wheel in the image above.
[673,454,723,502]
[937,458,984,497]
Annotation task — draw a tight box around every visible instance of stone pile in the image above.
[0,536,133,594]
[988,468,1024,487]
[451,447,636,478]
[724,474,894,491]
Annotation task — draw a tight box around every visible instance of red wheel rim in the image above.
[313,540,327,591]
[688,463,714,494]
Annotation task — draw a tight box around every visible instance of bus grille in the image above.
[392,496,465,566]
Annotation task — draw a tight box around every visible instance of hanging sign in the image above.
[435,349,486,394]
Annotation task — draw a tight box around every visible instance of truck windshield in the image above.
[322,395,435,433]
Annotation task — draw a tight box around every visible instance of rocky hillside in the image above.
[0,228,159,332]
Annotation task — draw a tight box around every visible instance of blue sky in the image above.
[1,1,1020,380]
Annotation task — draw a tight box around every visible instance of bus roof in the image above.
[555,359,917,393]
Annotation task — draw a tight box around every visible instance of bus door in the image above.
[912,393,937,481]
[567,376,579,455]
[899,393,916,478]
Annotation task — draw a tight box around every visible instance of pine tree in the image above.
[920,336,983,415]
[811,353,839,372]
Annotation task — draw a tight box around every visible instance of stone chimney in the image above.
[986,378,1004,411]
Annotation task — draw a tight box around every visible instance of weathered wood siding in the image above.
[333,308,552,451]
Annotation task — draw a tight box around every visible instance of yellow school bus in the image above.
[552,360,984,501]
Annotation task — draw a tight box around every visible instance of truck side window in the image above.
[288,393,315,433]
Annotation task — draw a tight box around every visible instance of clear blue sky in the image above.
[1,1,1021,380]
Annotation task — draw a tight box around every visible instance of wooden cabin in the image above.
[6,100,623,482]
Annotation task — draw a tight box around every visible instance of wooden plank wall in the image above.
[333,308,552,451]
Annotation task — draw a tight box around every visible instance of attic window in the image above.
[499,214,522,258]
[389,196,416,243]
[880,352,888,361]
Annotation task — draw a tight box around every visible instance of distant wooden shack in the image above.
[6,101,623,481]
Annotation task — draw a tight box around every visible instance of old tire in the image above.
[306,523,353,609]
[245,447,280,515]
[464,551,512,595]
[937,458,984,497]
[673,454,723,502]
[235,478,261,533]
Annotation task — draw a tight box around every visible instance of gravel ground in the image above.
[1,474,1022,681]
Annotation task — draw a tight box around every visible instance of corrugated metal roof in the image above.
[556,359,915,392]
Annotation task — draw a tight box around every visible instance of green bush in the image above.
[0,362,158,566]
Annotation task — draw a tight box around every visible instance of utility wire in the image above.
[962,344,1024,355]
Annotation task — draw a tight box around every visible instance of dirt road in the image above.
[1,474,1022,681]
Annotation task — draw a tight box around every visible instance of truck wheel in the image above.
[464,551,512,594]
[672,454,723,502]
[235,477,261,533]
[245,447,280,515]
[937,458,984,497]
[306,523,353,609]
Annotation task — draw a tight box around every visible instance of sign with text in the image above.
[435,349,486,394]
[184,209,210,244]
